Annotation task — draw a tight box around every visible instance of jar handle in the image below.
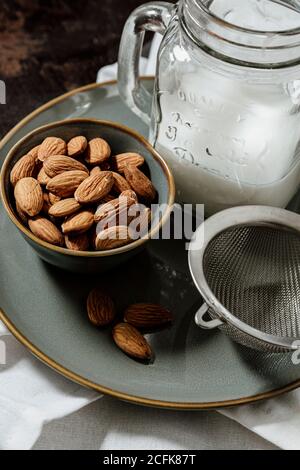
[118,2,174,125]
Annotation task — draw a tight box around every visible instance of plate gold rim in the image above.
[1,78,299,410]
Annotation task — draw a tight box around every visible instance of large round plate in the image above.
[1,78,300,410]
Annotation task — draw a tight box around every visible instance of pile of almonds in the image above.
[87,288,173,363]
[10,135,156,251]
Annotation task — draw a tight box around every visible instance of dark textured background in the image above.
[0,0,148,137]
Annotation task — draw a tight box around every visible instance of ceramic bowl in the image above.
[0,118,175,273]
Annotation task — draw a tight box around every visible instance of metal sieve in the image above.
[188,206,300,353]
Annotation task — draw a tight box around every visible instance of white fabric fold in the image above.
[0,329,99,450]
[221,393,300,450]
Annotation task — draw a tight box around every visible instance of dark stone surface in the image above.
[0,0,148,137]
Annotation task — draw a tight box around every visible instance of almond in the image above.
[37,167,51,186]
[124,165,156,201]
[67,136,87,157]
[49,192,61,205]
[94,195,136,228]
[43,155,89,178]
[124,303,173,330]
[38,137,67,162]
[112,323,153,361]
[112,152,144,173]
[85,138,111,165]
[14,177,43,217]
[10,154,36,186]
[48,198,81,218]
[95,225,133,251]
[28,217,64,246]
[46,170,88,197]
[74,171,114,204]
[62,209,94,235]
[120,189,138,202]
[112,172,131,194]
[28,145,41,162]
[87,288,116,327]
[90,166,101,177]
[65,233,90,251]
[94,198,120,223]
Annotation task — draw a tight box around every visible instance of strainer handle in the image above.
[195,304,223,330]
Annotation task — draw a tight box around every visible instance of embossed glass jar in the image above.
[119,0,300,214]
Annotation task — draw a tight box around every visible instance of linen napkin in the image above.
[0,33,299,451]
[0,322,99,450]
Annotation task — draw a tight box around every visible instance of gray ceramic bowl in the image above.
[0,118,175,273]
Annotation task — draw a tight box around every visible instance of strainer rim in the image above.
[188,205,300,351]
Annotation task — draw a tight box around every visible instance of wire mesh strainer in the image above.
[188,206,300,353]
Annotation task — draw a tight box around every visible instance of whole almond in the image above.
[124,165,156,201]
[85,138,111,165]
[74,171,114,204]
[65,233,89,251]
[95,225,133,251]
[37,167,51,186]
[90,166,101,177]
[38,137,67,162]
[49,198,81,218]
[10,154,36,186]
[112,323,153,361]
[62,209,94,235]
[49,192,61,205]
[124,303,173,330]
[87,288,116,327]
[28,145,41,162]
[14,177,43,217]
[112,152,144,173]
[28,217,64,246]
[67,136,87,157]
[46,170,88,197]
[112,172,131,194]
[43,155,89,178]
[94,195,136,227]
[94,198,120,223]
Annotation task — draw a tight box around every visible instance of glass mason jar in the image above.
[118,0,300,215]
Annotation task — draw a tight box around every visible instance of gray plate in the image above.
[1,78,300,409]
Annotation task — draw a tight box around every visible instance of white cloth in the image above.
[0,322,99,450]
[0,34,299,451]
[32,399,277,450]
